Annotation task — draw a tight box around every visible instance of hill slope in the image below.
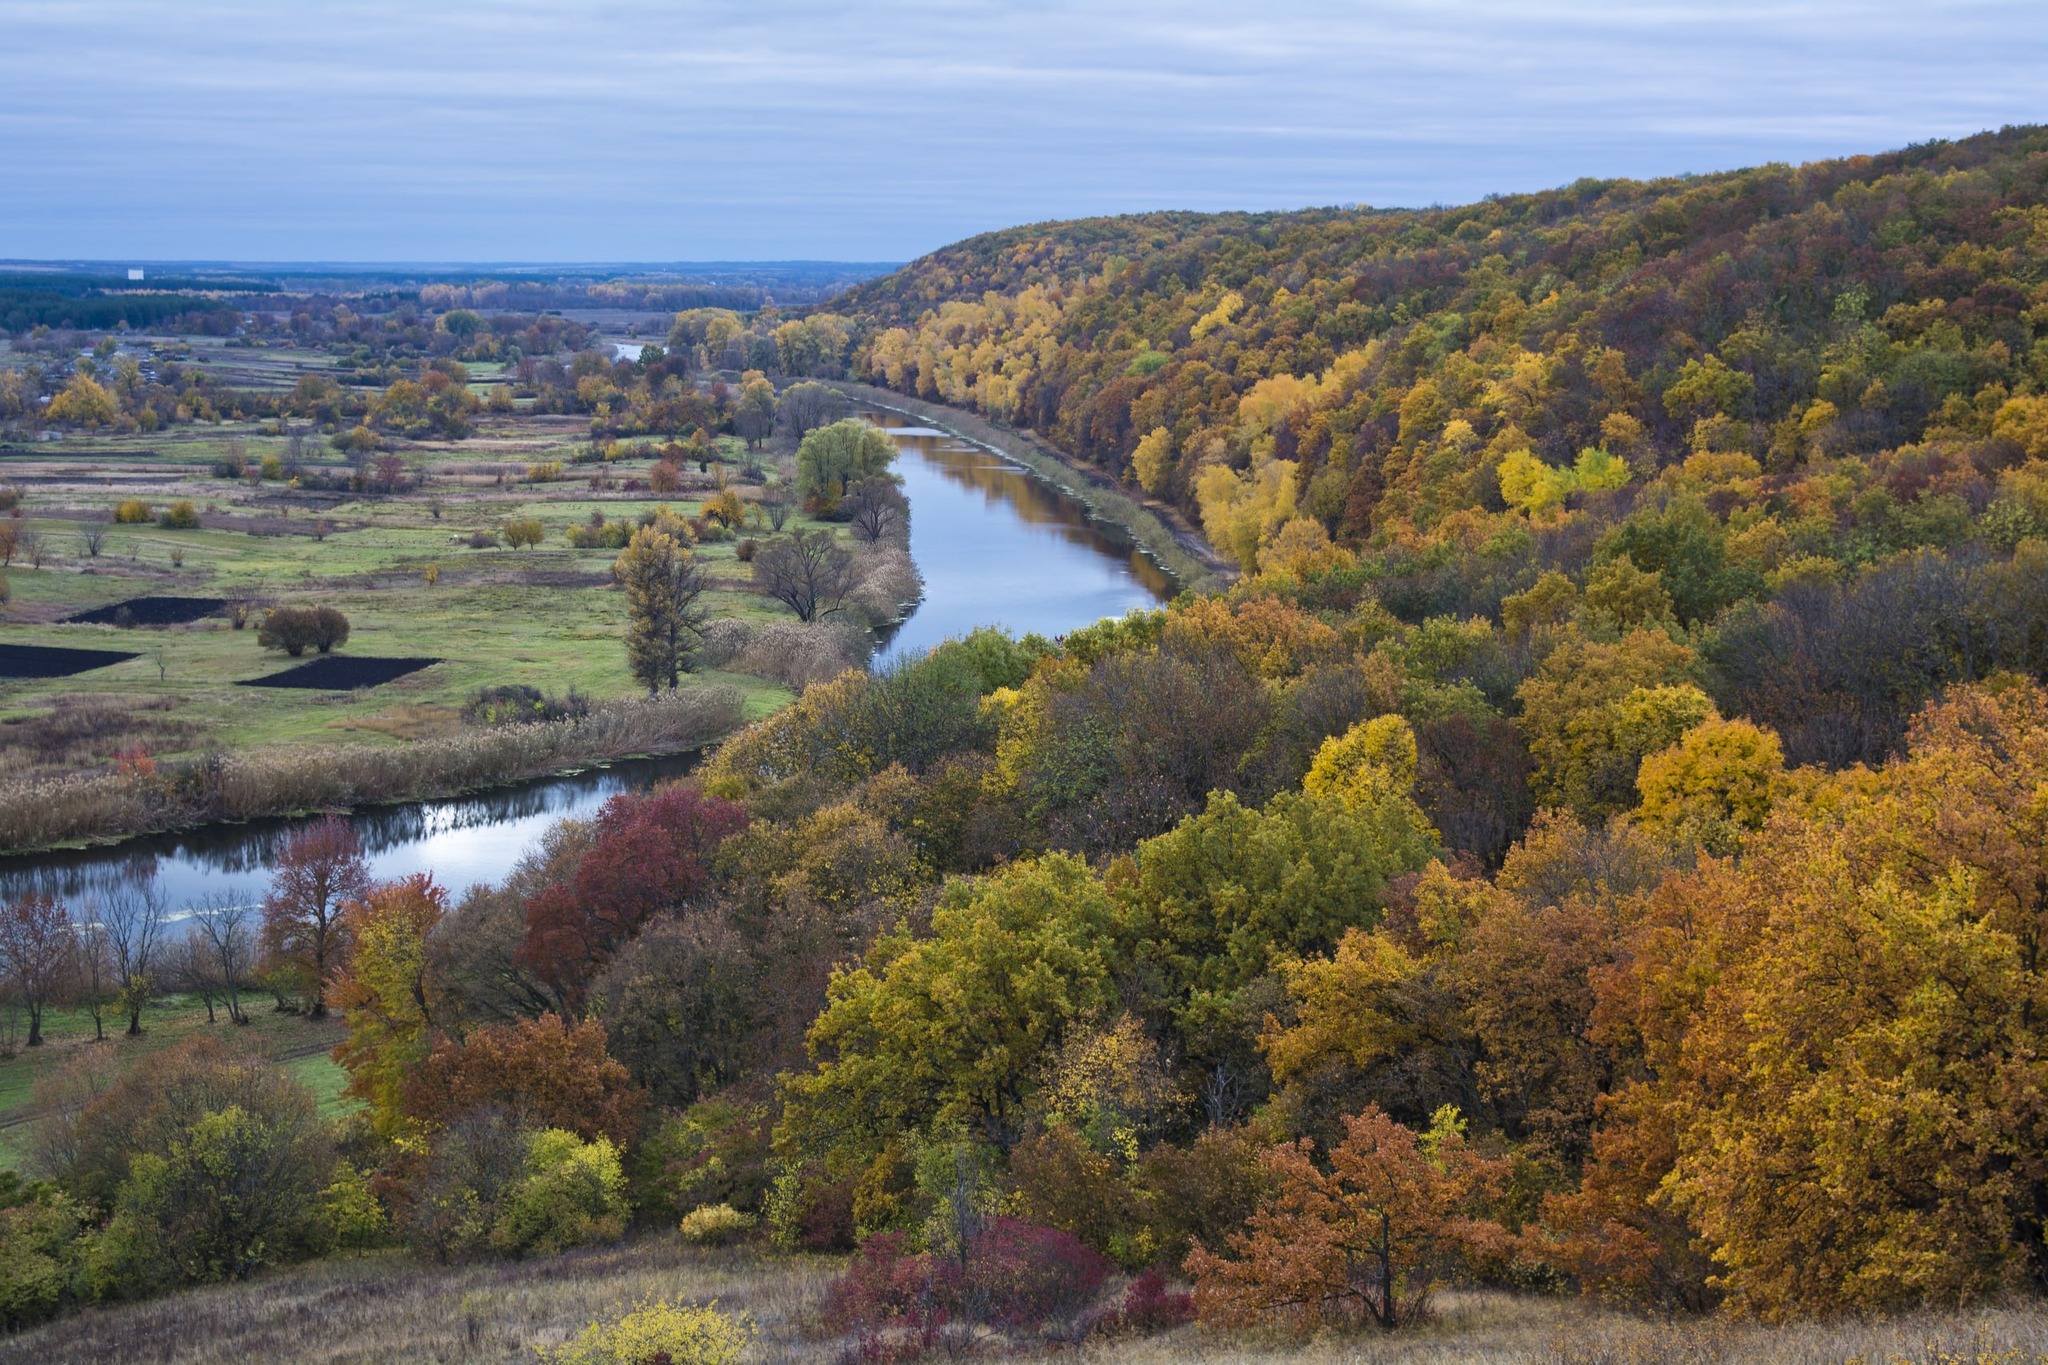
[841,123,2048,573]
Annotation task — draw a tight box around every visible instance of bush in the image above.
[696,619,753,669]
[488,1128,629,1258]
[734,537,758,562]
[0,1177,86,1330]
[112,499,152,524]
[258,605,349,657]
[824,1219,1112,1347]
[1090,1270,1194,1339]
[466,529,500,550]
[157,500,201,529]
[679,1203,755,1245]
[541,1297,753,1365]
[463,684,590,727]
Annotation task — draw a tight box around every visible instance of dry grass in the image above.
[1068,1292,2048,1365]
[9,1260,2048,1365]
[0,1238,839,1365]
[0,688,744,852]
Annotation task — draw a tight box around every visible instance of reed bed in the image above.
[0,688,744,855]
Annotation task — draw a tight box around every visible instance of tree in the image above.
[98,885,166,1037]
[513,784,747,1009]
[258,605,349,657]
[0,894,71,1047]
[780,854,1120,1174]
[1186,1106,1509,1332]
[795,418,893,506]
[753,529,855,623]
[186,895,255,1026]
[842,476,908,545]
[759,480,796,532]
[1633,716,1785,851]
[612,526,708,694]
[67,910,113,1044]
[329,874,447,1137]
[401,1013,643,1146]
[261,815,370,1018]
[502,517,545,550]
[777,380,839,440]
[734,374,776,448]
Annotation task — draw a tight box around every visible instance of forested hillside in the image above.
[848,127,2048,768]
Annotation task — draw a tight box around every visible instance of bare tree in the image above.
[70,911,112,1042]
[759,481,796,533]
[78,521,107,558]
[173,932,224,1023]
[753,529,855,622]
[843,476,908,545]
[0,893,73,1047]
[17,527,45,569]
[188,894,255,1025]
[99,882,167,1036]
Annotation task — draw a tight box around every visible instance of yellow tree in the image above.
[329,873,447,1137]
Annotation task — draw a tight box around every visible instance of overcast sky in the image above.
[2,1,2044,264]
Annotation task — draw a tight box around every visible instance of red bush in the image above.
[823,1218,1112,1355]
[1092,1270,1194,1338]
[961,1218,1111,1331]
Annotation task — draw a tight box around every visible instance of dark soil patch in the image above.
[64,595,226,626]
[240,656,440,690]
[0,642,140,678]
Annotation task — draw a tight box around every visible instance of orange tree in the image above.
[1186,1105,1509,1331]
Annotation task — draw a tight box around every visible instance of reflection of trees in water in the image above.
[870,416,1179,600]
[0,752,699,906]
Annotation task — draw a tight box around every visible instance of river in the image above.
[0,413,1175,909]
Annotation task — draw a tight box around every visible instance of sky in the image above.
[1,0,2044,265]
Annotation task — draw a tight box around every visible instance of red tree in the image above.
[262,815,370,1017]
[515,784,746,1007]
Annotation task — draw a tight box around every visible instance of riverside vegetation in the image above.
[6,130,2048,1360]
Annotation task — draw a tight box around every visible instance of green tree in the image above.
[795,418,893,507]
[612,526,708,693]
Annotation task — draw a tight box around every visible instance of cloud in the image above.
[1,0,2043,260]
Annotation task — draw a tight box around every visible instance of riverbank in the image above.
[827,381,1234,595]
[0,688,742,856]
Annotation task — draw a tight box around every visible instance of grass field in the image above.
[0,1238,2042,1364]
[0,415,805,762]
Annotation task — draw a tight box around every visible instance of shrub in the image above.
[0,1177,86,1330]
[0,486,19,512]
[488,1128,629,1258]
[696,618,753,669]
[463,684,589,727]
[258,605,349,657]
[112,499,152,524]
[157,500,201,529]
[678,1203,755,1245]
[466,529,500,550]
[824,1219,1112,1346]
[962,1218,1112,1331]
[1090,1270,1194,1339]
[734,537,758,562]
[541,1297,753,1365]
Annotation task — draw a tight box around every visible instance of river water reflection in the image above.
[866,410,1174,665]
[0,409,1175,907]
